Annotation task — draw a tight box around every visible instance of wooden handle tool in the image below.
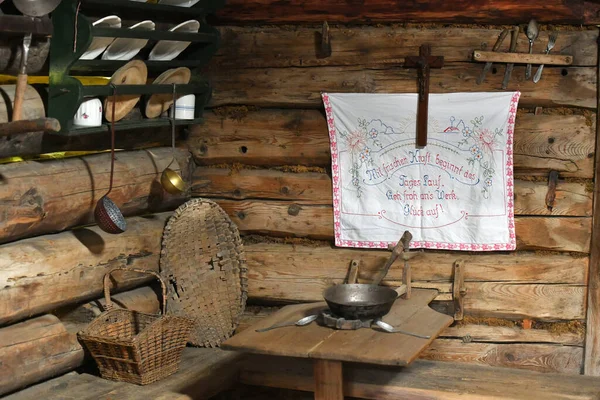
[501,27,520,90]
[12,33,32,121]
[0,118,61,137]
[476,29,510,85]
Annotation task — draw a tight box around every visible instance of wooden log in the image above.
[0,213,170,326]
[0,37,50,75]
[0,84,45,123]
[237,306,585,346]
[214,0,588,25]
[584,33,600,376]
[207,64,596,109]
[473,51,573,65]
[0,314,84,396]
[216,199,592,252]
[0,147,189,244]
[241,242,586,319]
[189,110,596,178]
[214,27,597,68]
[192,168,593,217]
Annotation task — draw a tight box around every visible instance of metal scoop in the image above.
[256,314,319,332]
[160,84,186,194]
[94,84,126,234]
[374,319,431,339]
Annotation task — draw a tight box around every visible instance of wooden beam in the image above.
[213,27,597,68]
[215,199,592,252]
[0,148,189,244]
[0,315,84,396]
[213,0,587,25]
[192,168,593,216]
[0,214,169,326]
[584,33,600,376]
[189,110,596,178]
[239,355,600,399]
[473,51,573,65]
[206,64,597,109]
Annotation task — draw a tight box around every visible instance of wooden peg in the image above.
[546,170,559,212]
[453,259,466,321]
[319,21,332,58]
[402,260,412,299]
[346,260,359,284]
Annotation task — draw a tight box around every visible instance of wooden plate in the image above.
[104,60,148,122]
[144,67,191,119]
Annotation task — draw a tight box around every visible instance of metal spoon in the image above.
[160,84,186,194]
[256,314,319,332]
[374,319,431,339]
[525,19,539,80]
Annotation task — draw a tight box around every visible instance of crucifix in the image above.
[404,44,444,147]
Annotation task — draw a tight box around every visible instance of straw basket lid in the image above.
[105,60,148,122]
[145,67,191,119]
[160,198,248,347]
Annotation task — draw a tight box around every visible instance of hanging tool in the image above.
[476,29,510,85]
[525,19,539,80]
[0,118,60,137]
[501,26,520,90]
[533,31,559,83]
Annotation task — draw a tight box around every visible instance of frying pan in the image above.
[322,231,413,320]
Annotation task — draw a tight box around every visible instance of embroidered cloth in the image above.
[322,92,520,251]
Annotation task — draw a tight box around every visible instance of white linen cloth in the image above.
[322,92,520,251]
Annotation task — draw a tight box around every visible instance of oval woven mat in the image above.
[160,198,248,347]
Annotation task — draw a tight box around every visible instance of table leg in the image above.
[313,359,343,400]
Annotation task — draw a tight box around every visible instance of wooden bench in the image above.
[5,348,242,400]
[7,347,600,399]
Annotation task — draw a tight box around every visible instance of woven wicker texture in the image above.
[78,268,194,385]
[160,198,248,347]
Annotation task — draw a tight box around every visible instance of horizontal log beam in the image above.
[216,199,591,252]
[189,110,596,178]
[207,64,596,109]
[242,242,587,319]
[0,147,189,244]
[214,27,597,68]
[473,51,573,65]
[213,0,588,25]
[192,168,593,217]
[0,214,169,326]
[0,315,84,396]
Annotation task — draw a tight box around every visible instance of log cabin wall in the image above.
[188,1,599,376]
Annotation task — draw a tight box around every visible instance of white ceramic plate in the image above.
[102,20,155,61]
[159,0,200,7]
[80,16,121,60]
[148,20,200,61]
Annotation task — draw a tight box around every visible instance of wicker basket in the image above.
[160,198,248,347]
[78,267,194,385]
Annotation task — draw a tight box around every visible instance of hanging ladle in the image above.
[94,84,127,234]
[160,83,186,194]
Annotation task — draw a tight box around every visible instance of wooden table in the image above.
[222,289,453,400]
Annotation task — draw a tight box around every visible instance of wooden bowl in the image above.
[104,60,148,122]
[145,67,191,119]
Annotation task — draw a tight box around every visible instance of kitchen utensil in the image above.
[0,117,60,136]
[73,98,102,127]
[159,0,200,6]
[80,16,121,60]
[476,29,510,85]
[105,60,147,122]
[501,26,520,90]
[255,314,319,332]
[525,19,539,80]
[145,67,191,119]
[373,231,412,286]
[533,31,558,84]
[102,20,155,60]
[94,84,126,234]
[11,0,61,121]
[160,84,186,195]
[169,94,195,119]
[323,284,398,320]
[374,319,431,339]
[148,20,200,61]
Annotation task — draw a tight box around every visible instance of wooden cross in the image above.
[404,44,444,147]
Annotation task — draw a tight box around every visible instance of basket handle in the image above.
[103,267,167,314]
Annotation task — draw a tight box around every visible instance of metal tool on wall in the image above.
[525,19,539,80]
[501,26,520,90]
[533,31,558,83]
[160,84,186,194]
[11,0,61,120]
[476,28,509,85]
[94,84,127,234]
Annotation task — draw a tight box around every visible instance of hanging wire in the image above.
[73,0,82,52]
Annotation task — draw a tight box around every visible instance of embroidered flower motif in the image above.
[485,177,492,187]
[369,128,378,139]
[470,145,480,155]
[463,127,472,137]
[352,177,359,187]
[475,152,483,160]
